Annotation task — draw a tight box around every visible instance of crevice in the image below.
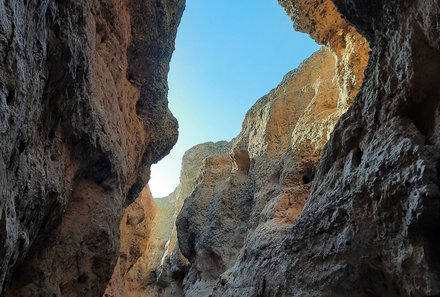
[6,89,14,105]
[302,160,316,185]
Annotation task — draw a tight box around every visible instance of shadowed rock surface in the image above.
[0,0,184,296]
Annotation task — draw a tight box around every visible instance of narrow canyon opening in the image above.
[148,0,320,199]
[7,0,440,296]
[105,1,370,296]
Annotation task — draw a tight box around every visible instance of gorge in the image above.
[0,0,439,297]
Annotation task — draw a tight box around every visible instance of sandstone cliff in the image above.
[0,0,184,296]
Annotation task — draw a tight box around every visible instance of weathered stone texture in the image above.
[213,0,440,296]
[174,47,354,297]
[0,0,184,296]
[105,141,231,296]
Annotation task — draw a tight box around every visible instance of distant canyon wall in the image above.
[105,141,231,297]
[177,41,367,296]
[0,0,184,296]
[132,41,369,295]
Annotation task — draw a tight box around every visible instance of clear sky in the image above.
[149,0,319,198]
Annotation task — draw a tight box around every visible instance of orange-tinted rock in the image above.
[214,0,440,296]
[105,141,231,296]
[104,186,157,297]
[174,47,350,297]
[279,0,370,109]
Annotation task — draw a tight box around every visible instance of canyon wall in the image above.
[212,0,440,296]
[175,45,359,297]
[0,0,184,296]
[104,141,230,297]
[148,0,439,296]
[1,0,438,296]
[139,43,365,296]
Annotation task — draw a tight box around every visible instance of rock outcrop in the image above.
[104,141,231,296]
[0,0,184,296]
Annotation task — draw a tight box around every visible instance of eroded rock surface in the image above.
[0,0,184,296]
[104,186,157,297]
[171,46,358,297]
[212,0,440,296]
[105,141,231,296]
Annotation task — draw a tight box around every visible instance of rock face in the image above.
[168,1,439,297]
[2,0,439,296]
[0,0,184,296]
[279,0,370,110]
[104,186,157,297]
[174,46,355,297]
[104,141,231,296]
[211,0,440,296]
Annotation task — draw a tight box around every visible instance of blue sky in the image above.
[149,0,319,198]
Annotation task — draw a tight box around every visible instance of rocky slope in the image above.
[0,0,184,296]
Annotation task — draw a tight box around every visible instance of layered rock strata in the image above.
[0,0,184,296]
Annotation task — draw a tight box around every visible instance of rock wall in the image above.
[212,0,440,296]
[2,0,438,296]
[0,0,184,296]
[174,46,356,297]
[104,141,231,296]
[104,186,157,297]
[279,0,370,109]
